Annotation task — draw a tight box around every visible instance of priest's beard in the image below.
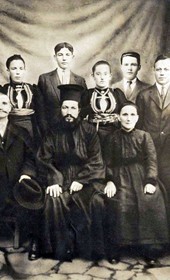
[61,114,80,130]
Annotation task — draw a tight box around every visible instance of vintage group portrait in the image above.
[0,0,169,279]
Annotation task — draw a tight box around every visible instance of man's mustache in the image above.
[64,114,76,120]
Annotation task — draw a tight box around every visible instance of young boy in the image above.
[83,60,126,157]
[38,42,87,130]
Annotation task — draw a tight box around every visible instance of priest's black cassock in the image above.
[37,118,105,260]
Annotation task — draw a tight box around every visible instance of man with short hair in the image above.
[38,42,87,131]
[112,51,150,103]
[136,55,170,212]
[37,84,105,261]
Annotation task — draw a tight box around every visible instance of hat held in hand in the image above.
[14,178,44,210]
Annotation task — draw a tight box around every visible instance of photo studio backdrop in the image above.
[0,0,169,87]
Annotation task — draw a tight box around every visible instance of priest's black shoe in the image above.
[60,249,73,262]
[28,238,40,261]
[145,258,161,268]
[108,256,120,264]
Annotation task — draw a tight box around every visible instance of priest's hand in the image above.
[19,175,31,183]
[144,184,156,194]
[70,181,83,194]
[104,181,117,198]
[46,184,62,197]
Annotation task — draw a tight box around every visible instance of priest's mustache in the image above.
[64,114,76,120]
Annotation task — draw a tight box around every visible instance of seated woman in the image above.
[91,102,169,266]
[3,54,44,145]
[82,60,126,159]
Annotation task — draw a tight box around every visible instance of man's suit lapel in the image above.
[163,86,170,109]
[117,80,139,101]
[129,79,141,101]
[70,71,77,84]
[133,79,141,94]
[149,85,162,109]
[114,80,138,100]
[49,70,61,101]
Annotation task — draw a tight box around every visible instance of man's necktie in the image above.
[15,85,24,109]
[125,81,132,99]
[160,86,166,108]
[160,86,166,101]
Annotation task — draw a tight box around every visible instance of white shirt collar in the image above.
[57,67,70,74]
[0,118,8,138]
[156,82,170,94]
[123,77,137,85]
[57,68,70,84]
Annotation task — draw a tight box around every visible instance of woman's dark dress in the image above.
[105,128,168,246]
[91,128,169,260]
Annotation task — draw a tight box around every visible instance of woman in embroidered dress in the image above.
[82,60,126,158]
[3,54,44,145]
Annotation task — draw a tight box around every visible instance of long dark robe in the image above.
[91,128,169,259]
[37,120,105,260]
[105,128,169,246]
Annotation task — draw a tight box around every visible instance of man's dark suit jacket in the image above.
[112,78,150,103]
[136,83,170,192]
[0,123,36,210]
[38,69,87,131]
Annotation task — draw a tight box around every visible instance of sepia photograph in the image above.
[0,0,169,279]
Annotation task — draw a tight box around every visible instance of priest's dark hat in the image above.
[58,84,84,104]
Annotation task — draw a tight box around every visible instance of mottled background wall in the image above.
[0,0,170,88]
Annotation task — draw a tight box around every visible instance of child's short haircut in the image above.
[54,42,74,54]
[92,60,111,74]
[120,52,140,65]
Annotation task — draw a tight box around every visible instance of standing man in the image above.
[112,52,150,103]
[37,84,105,261]
[136,55,170,208]
[38,42,87,131]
